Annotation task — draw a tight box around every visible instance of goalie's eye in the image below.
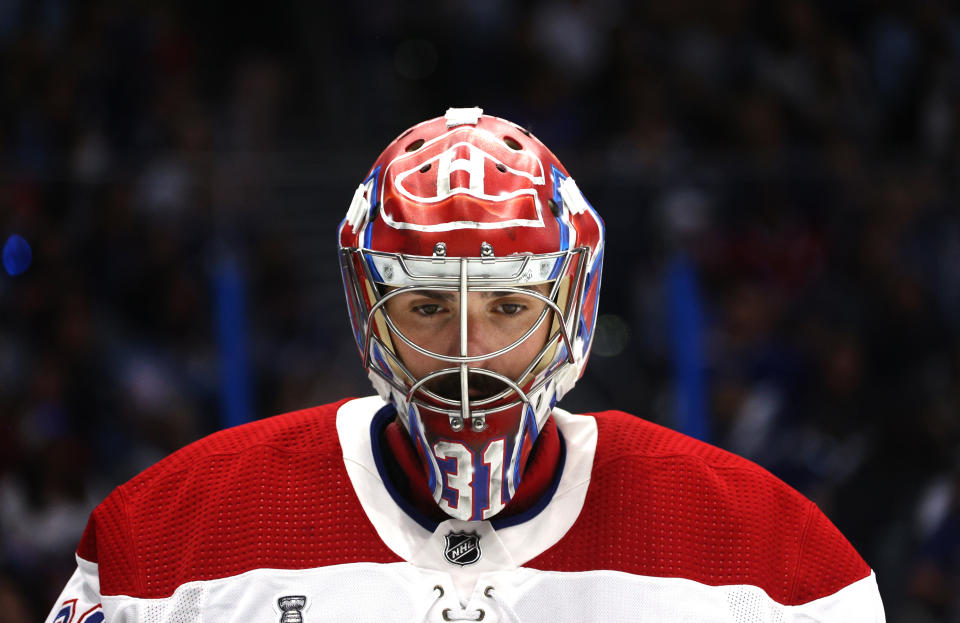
[496,303,526,316]
[413,303,444,317]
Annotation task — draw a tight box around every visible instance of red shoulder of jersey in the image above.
[528,410,871,605]
[76,399,401,599]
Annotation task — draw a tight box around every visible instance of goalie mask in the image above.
[338,108,604,521]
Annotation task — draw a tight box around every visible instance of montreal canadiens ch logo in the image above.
[443,530,482,566]
[382,130,547,231]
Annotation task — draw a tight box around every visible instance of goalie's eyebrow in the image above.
[410,290,455,301]
[410,286,548,300]
[406,291,504,301]
[387,284,550,301]
[486,284,551,297]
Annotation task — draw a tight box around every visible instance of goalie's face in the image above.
[384,284,552,400]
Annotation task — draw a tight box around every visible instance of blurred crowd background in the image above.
[1,1,959,621]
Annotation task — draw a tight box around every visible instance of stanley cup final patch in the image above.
[277,596,307,623]
[443,530,482,566]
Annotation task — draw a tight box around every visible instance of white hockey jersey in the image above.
[46,396,885,622]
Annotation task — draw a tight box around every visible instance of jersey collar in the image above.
[336,396,597,567]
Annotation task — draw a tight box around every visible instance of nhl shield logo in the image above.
[444,530,482,566]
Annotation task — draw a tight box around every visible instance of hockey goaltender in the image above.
[47,108,885,623]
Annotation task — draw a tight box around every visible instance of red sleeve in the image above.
[76,486,141,596]
[529,410,873,605]
[791,502,872,603]
[77,400,401,599]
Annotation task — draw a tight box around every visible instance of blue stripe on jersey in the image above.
[369,403,441,532]
[491,429,567,530]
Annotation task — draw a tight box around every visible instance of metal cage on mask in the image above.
[339,244,591,434]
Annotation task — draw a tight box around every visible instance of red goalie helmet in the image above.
[338,108,604,521]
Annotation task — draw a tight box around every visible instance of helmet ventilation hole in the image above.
[420,163,432,173]
[406,138,425,152]
[503,136,522,150]
[548,198,561,216]
[496,163,507,173]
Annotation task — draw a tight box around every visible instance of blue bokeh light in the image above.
[3,234,32,276]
